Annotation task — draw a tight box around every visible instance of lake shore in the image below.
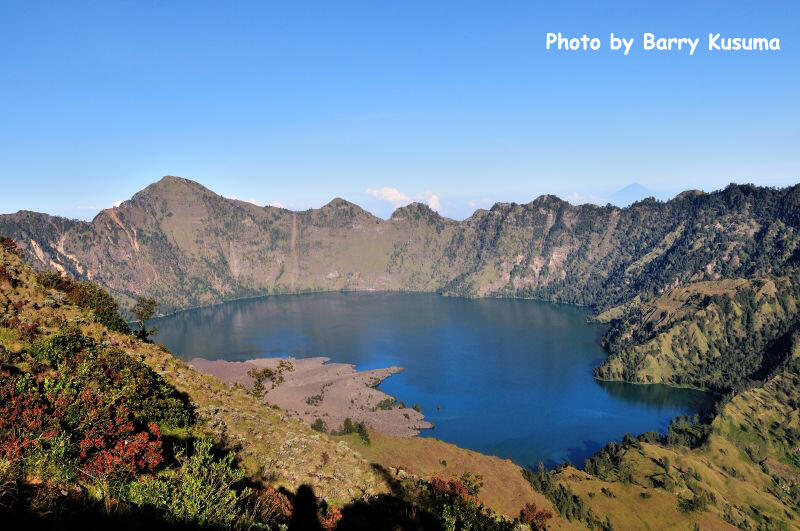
[189,356,432,436]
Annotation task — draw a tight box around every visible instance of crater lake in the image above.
[154,292,714,467]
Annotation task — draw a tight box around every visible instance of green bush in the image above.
[128,439,249,527]
[341,417,355,434]
[311,418,328,433]
[426,475,513,530]
[678,491,714,513]
[27,327,193,429]
[36,272,130,334]
[29,326,87,366]
[356,422,370,445]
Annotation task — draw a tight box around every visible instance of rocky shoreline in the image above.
[189,357,432,437]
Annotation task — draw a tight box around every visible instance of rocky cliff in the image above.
[2,176,799,315]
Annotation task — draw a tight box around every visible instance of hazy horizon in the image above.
[3,175,796,223]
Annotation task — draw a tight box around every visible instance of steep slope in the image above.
[1,239,556,528]
[0,237,388,503]
[2,177,799,314]
[543,331,800,530]
[596,272,800,392]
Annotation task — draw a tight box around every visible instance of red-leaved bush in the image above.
[0,369,164,481]
[0,236,18,255]
[250,485,293,523]
[76,390,163,478]
[318,504,342,530]
[429,476,473,502]
[0,374,49,460]
[518,502,553,530]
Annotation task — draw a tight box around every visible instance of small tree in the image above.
[356,422,370,445]
[132,296,158,341]
[311,418,328,433]
[246,361,294,398]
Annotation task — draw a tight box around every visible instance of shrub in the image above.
[0,325,193,492]
[319,503,342,530]
[246,485,292,526]
[426,474,513,530]
[0,265,14,287]
[678,490,715,513]
[375,398,396,410]
[0,237,19,255]
[311,419,328,433]
[78,406,164,480]
[33,328,194,428]
[518,502,553,530]
[36,273,130,334]
[128,439,249,527]
[305,393,324,406]
[0,372,164,484]
[29,325,87,366]
[356,422,370,445]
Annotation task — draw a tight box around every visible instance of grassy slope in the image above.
[1,244,553,522]
[562,276,800,529]
[550,338,800,529]
[0,246,386,504]
[596,273,800,391]
[333,430,554,521]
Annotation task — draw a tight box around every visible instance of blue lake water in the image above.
[154,292,714,468]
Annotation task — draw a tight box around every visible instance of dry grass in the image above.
[333,429,551,519]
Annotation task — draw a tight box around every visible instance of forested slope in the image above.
[596,272,800,392]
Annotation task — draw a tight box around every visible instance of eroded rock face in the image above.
[3,177,800,314]
[190,356,432,436]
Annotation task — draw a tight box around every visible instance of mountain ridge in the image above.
[2,177,799,316]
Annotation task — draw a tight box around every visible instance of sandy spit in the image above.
[189,357,432,437]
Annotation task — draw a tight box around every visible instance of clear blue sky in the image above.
[1,1,797,220]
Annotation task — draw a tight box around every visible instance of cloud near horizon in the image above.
[366,186,441,212]
[224,196,268,207]
[421,192,440,211]
[365,187,411,206]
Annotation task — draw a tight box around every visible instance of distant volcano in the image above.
[607,183,656,207]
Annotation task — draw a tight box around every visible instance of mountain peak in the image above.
[133,176,213,201]
[321,197,357,209]
[608,183,655,207]
[390,202,439,220]
[309,197,379,227]
[528,194,569,207]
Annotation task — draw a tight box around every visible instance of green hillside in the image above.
[596,272,800,392]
